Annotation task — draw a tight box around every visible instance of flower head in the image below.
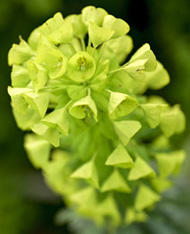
[8,6,185,227]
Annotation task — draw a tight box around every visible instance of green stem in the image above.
[97,42,106,63]
[80,37,86,51]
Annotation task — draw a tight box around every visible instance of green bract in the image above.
[8,5,186,229]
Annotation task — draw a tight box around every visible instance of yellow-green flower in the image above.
[8,5,186,228]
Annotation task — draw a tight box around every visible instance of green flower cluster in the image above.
[8,6,186,227]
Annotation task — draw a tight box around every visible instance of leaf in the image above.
[11,65,30,87]
[69,95,98,121]
[97,195,120,225]
[155,151,185,178]
[146,61,170,89]
[27,60,48,92]
[101,169,131,193]
[103,15,130,38]
[8,37,34,66]
[13,107,41,130]
[8,87,31,114]
[141,103,168,128]
[90,60,109,92]
[88,22,114,48]
[128,156,156,181]
[160,106,184,137]
[108,91,138,119]
[67,51,96,82]
[113,120,142,145]
[125,208,147,225]
[105,144,134,168]
[71,160,99,188]
[101,35,133,64]
[70,187,97,207]
[23,92,49,118]
[65,14,87,38]
[135,184,160,211]
[67,85,88,101]
[150,178,172,193]
[174,107,186,134]
[24,134,51,169]
[48,20,73,44]
[82,6,108,26]
[36,35,68,79]
[28,27,41,51]
[32,123,60,147]
[124,59,147,81]
[129,43,157,72]
[40,12,73,44]
[42,107,69,135]
[43,150,71,194]
[9,92,28,114]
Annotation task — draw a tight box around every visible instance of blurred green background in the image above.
[0,0,190,233]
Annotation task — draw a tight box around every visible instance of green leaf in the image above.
[102,35,133,64]
[65,14,87,38]
[113,120,142,145]
[67,51,96,82]
[150,178,172,193]
[70,187,98,219]
[105,144,134,168]
[8,87,29,114]
[32,123,60,147]
[8,37,34,66]
[103,15,130,38]
[128,156,156,181]
[146,61,170,89]
[108,91,138,119]
[97,195,120,225]
[141,103,168,128]
[42,107,69,135]
[69,95,98,121]
[174,107,186,134]
[129,43,157,71]
[124,59,147,80]
[125,208,147,225]
[43,150,71,194]
[90,60,109,92]
[67,85,87,101]
[155,151,185,178]
[135,184,160,211]
[23,92,49,118]
[28,27,41,51]
[27,60,48,92]
[82,6,108,26]
[36,35,68,79]
[47,20,73,44]
[24,134,51,169]
[40,12,73,44]
[160,106,184,137]
[13,107,41,130]
[101,169,131,193]
[11,65,30,87]
[88,22,114,48]
[71,160,99,188]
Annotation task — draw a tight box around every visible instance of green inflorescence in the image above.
[8,6,186,227]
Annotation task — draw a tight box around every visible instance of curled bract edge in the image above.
[8,5,186,228]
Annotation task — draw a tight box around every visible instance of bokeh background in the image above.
[0,0,190,233]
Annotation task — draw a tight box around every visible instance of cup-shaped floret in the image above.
[67,51,96,82]
[108,91,138,119]
[82,6,108,26]
[69,95,97,121]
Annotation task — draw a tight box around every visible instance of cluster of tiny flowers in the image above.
[8,6,185,226]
